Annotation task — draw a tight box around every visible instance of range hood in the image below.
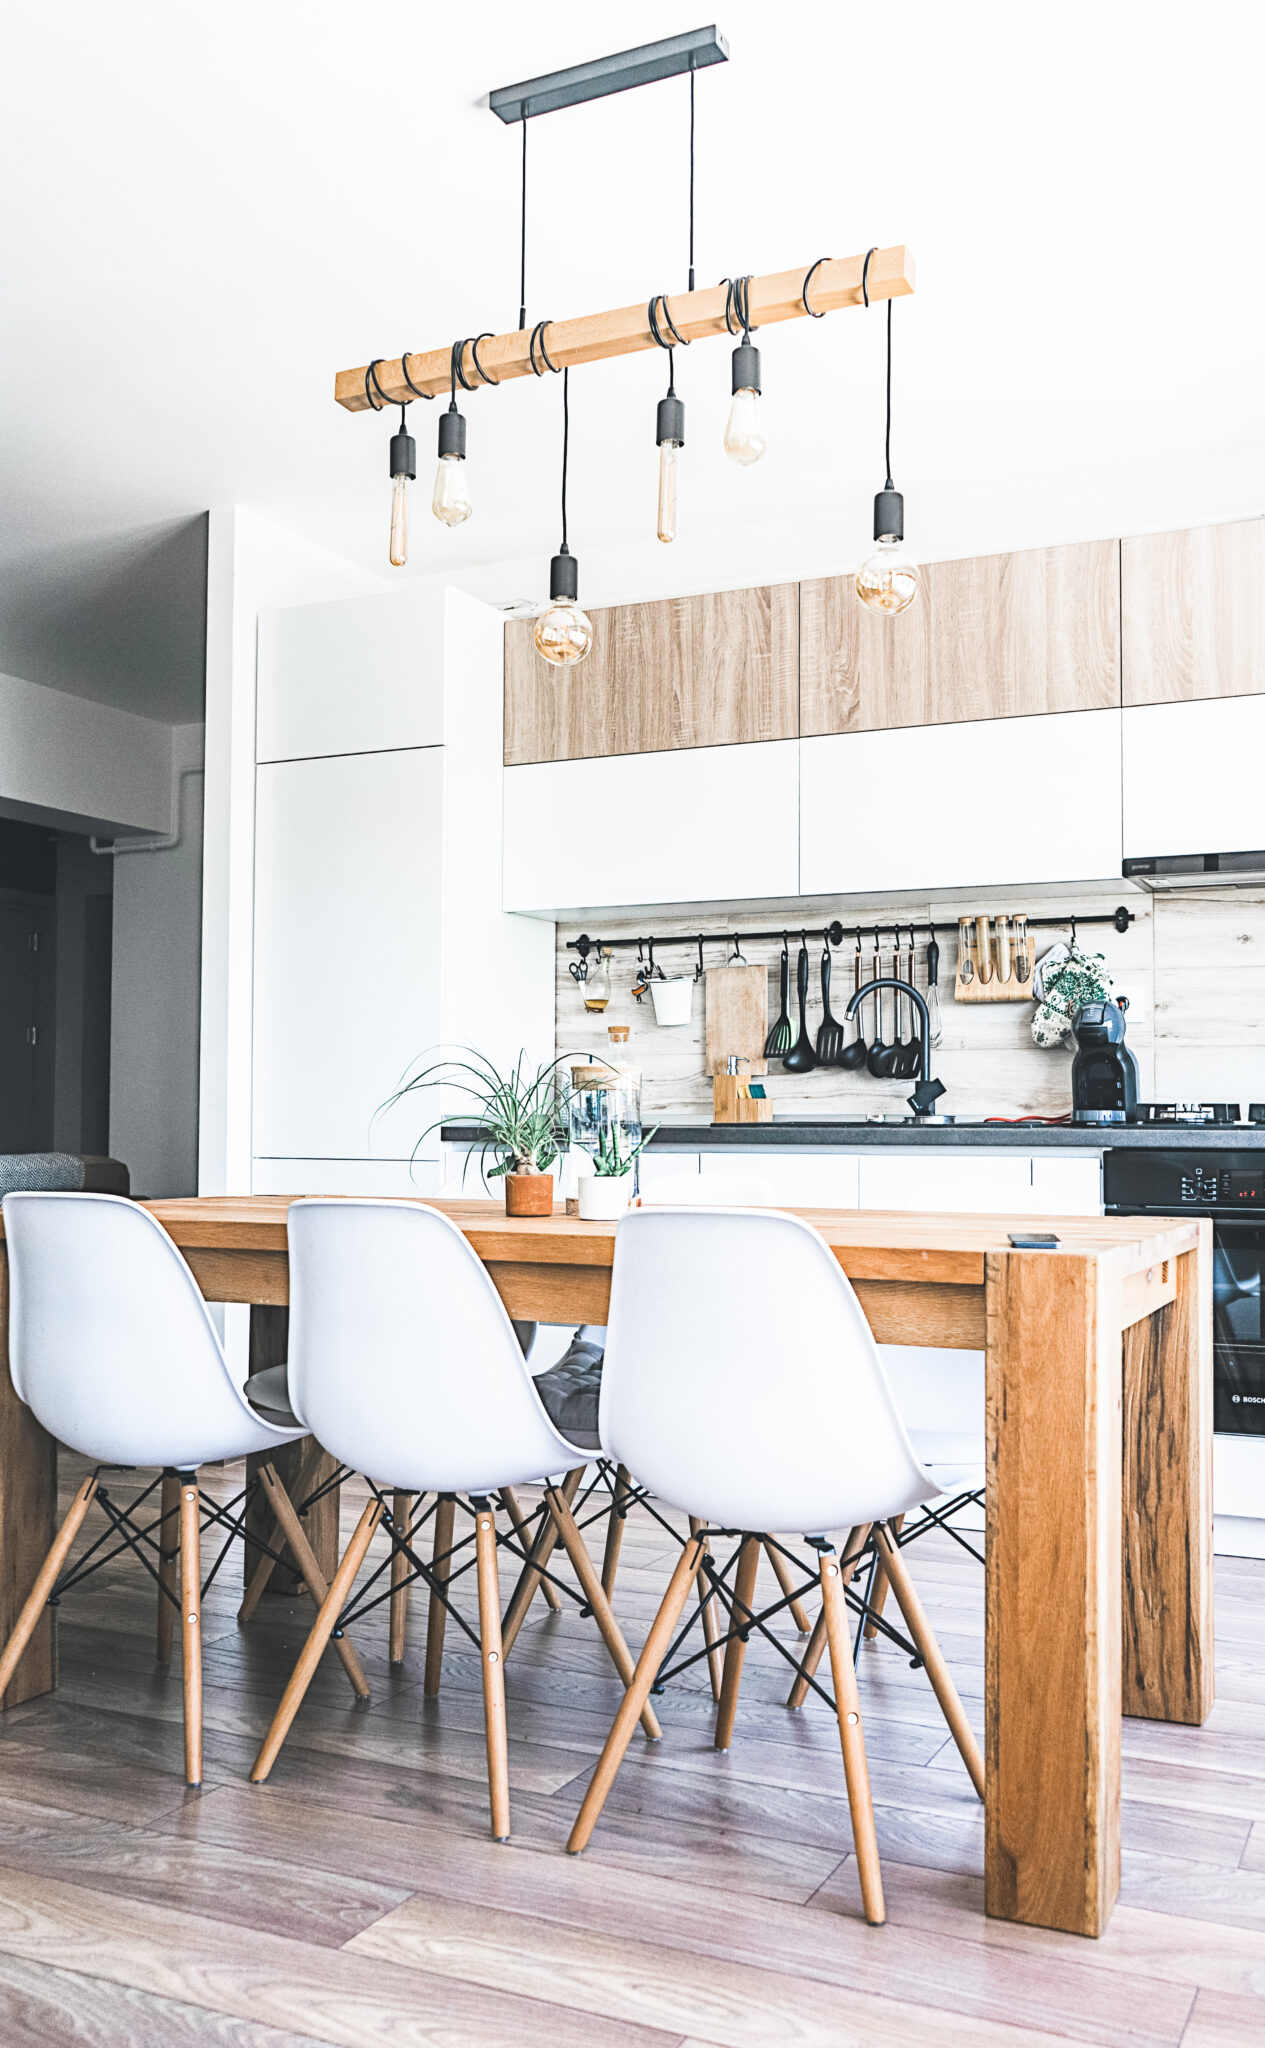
[1124,852,1265,891]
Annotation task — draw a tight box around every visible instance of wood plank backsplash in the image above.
[553,884,1265,1122]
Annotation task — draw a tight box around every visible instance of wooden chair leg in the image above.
[873,1521,985,1800]
[179,1476,203,1787]
[819,1540,885,1925]
[0,1475,98,1704]
[238,1438,325,1624]
[690,1517,722,1702]
[764,1536,813,1634]
[389,1491,413,1664]
[787,1525,869,1709]
[256,1463,370,1700]
[568,1530,707,1855]
[424,1494,457,1698]
[500,1465,583,1656]
[600,1464,631,1598]
[156,1472,180,1663]
[500,1486,560,1612]
[474,1502,510,1841]
[545,1485,661,1740]
[250,1500,384,1783]
[863,1511,904,1639]
[714,1535,761,1751]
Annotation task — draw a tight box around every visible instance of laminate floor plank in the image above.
[0,1950,345,2047]
[1179,1987,1265,2044]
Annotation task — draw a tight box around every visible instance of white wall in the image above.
[199,506,387,1199]
[109,723,205,1196]
[0,668,172,834]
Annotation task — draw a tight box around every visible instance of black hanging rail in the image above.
[568,905,1135,961]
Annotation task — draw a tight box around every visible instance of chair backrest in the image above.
[600,1205,934,1534]
[285,1199,580,1494]
[1,1192,280,1468]
[641,1170,774,1207]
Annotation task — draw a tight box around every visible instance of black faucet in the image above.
[846,977,947,1118]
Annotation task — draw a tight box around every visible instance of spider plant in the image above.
[377,1047,573,1183]
[592,1121,659,1178]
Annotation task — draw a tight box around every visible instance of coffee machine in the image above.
[1070,1001,1140,1125]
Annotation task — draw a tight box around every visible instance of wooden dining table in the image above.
[0,1194,1210,1941]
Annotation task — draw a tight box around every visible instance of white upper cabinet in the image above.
[801,708,1123,897]
[257,586,449,762]
[1123,696,1265,857]
[503,739,800,913]
[253,747,445,1162]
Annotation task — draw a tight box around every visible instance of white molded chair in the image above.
[566,1205,985,1925]
[249,1199,660,1839]
[0,1192,307,1785]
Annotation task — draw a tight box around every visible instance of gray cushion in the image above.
[245,1362,301,1428]
[533,1335,604,1450]
[0,1153,85,1196]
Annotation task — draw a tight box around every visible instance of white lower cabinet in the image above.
[1124,696,1265,858]
[503,739,800,913]
[697,1149,860,1207]
[801,708,1123,896]
[858,1150,1035,1213]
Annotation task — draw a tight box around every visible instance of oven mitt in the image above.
[1031,942,1112,1048]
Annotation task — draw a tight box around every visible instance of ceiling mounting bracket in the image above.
[489,26,729,125]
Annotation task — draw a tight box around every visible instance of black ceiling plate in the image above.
[490,26,729,125]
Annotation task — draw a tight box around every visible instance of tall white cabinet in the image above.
[252,586,555,1195]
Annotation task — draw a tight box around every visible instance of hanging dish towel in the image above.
[1030,941,1113,1048]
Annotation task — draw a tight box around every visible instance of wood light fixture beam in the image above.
[334,246,915,412]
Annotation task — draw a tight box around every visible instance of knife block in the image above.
[712,1074,772,1124]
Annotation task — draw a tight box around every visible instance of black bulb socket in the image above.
[549,546,579,603]
[437,405,467,461]
[873,487,904,542]
[656,393,685,448]
[731,341,761,396]
[389,429,416,481]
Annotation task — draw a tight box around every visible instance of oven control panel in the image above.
[1104,1149,1265,1214]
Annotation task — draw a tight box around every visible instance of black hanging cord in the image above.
[688,67,696,292]
[560,367,570,550]
[802,257,830,317]
[860,247,894,489]
[529,320,560,376]
[519,118,528,329]
[399,351,434,402]
[364,359,392,411]
[450,336,499,395]
[722,275,754,339]
[648,292,688,396]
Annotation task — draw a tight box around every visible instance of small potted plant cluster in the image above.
[576,1121,658,1220]
[380,1049,569,1216]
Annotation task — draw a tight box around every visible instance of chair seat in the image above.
[532,1334,603,1451]
[244,1363,302,1429]
[909,1429,984,1496]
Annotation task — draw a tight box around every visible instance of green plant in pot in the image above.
[577,1121,659,1221]
[379,1049,571,1216]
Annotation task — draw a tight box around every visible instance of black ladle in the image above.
[839,935,869,1070]
[815,939,844,1065]
[763,935,793,1060]
[868,936,901,1078]
[783,935,818,1072]
[895,929,922,1078]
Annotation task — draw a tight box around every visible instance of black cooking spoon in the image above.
[839,933,869,1070]
[783,935,818,1072]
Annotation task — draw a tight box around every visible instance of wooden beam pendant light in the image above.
[334,248,916,412]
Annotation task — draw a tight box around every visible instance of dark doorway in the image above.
[0,890,56,1149]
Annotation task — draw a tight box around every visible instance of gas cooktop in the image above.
[1138,1103,1265,1127]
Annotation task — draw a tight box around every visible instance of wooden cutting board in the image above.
[704,963,769,1076]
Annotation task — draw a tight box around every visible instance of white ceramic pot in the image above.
[650,976,693,1027]
[577,1172,635,1220]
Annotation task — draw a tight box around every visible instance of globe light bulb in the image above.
[724,339,765,466]
[387,421,416,569]
[655,387,685,544]
[856,536,919,614]
[534,546,593,666]
[432,454,472,527]
[855,488,919,615]
[431,403,471,527]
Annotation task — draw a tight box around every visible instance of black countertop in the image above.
[441,1118,1265,1152]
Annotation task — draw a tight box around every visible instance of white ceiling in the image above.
[3,1,1263,718]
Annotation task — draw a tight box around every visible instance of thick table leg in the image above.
[244,1306,340,1590]
[985,1250,1122,1938]
[1121,1239,1214,1725]
[0,1248,58,1707]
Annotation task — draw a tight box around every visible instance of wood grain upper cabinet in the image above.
[503,583,797,766]
[800,540,1120,736]
[1121,518,1265,707]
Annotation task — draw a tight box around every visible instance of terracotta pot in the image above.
[504,1172,554,1218]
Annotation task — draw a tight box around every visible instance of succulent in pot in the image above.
[576,1122,659,1221]
[378,1048,571,1216]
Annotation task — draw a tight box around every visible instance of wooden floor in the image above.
[0,1458,1259,2045]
